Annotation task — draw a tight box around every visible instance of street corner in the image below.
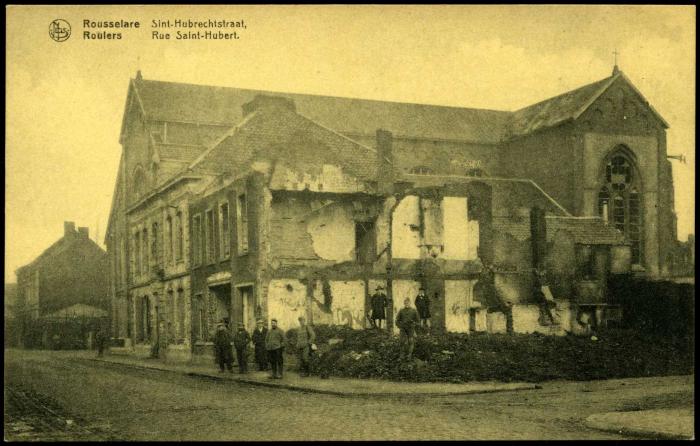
[584,408,695,440]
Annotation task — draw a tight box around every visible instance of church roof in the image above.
[132,78,512,143]
[130,69,665,148]
[509,76,617,137]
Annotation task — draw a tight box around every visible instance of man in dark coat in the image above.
[370,285,389,329]
[213,322,234,373]
[233,323,251,374]
[395,298,420,360]
[251,319,268,371]
[265,318,286,379]
[414,287,431,329]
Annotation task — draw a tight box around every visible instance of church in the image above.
[105,65,681,360]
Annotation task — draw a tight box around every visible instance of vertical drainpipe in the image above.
[376,129,395,330]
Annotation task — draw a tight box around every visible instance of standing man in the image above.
[370,285,389,329]
[415,287,431,329]
[233,323,251,374]
[252,319,268,371]
[213,322,234,373]
[265,318,286,379]
[395,298,420,360]
[296,316,316,377]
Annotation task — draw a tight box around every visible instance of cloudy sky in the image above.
[6,5,695,282]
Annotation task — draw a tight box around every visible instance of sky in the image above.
[5,5,696,283]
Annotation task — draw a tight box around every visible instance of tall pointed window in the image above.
[598,149,643,265]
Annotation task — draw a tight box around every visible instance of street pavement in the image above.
[4,349,694,441]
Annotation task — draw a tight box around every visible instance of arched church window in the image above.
[409,166,434,175]
[598,150,643,265]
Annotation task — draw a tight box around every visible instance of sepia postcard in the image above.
[5,4,695,441]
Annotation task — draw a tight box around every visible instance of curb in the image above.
[80,357,539,397]
[584,414,694,440]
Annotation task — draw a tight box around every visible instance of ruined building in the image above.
[106,67,680,360]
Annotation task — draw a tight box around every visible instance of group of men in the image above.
[213,316,316,379]
[370,285,432,360]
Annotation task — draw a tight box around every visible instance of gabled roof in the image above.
[510,71,668,137]
[188,106,380,183]
[132,78,511,143]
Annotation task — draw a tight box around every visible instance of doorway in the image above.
[209,284,232,330]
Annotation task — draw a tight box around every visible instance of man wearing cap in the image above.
[213,322,234,373]
[395,298,420,360]
[251,319,269,371]
[233,322,251,374]
[265,318,286,379]
[296,316,316,377]
[370,285,389,329]
[415,287,431,329]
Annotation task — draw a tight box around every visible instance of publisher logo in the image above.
[49,19,71,42]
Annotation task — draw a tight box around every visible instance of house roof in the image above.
[189,106,380,183]
[546,216,626,245]
[492,215,626,245]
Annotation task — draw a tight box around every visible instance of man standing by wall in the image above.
[415,287,431,329]
[214,322,234,373]
[370,285,389,329]
[233,323,251,374]
[296,316,316,377]
[395,298,420,360]
[252,319,268,371]
[265,318,286,379]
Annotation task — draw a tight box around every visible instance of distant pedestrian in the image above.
[233,323,251,374]
[370,285,389,329]
[396,298,420,360]
[213,322,234,373]
[415,287,431,329]
[252,319,269,371]
[265,319,286,379]
[296,316,316,377]
[96,327,108,357]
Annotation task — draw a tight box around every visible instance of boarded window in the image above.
[355,221,376,263]
[236,194,249,254]
[205,209,216,262]
[175,211,183,261]
[219,202,230,259]
[192,214,202,266]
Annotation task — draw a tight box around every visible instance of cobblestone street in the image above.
[3,350,693,440]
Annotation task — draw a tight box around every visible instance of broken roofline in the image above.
[402,173,572,216]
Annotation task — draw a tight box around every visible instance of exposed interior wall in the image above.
[328,280,366,328]
[392,195,479,261]
[442,197,479,260]
[444,279,479,333]
[392,196,421,259]
[266,279,307,331]
[269,163,370,194]
[307,204,356,262]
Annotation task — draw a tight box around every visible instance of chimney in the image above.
[242,94,296,117]
[78,227,89,238]
[64,221,76,237]
[376,129,394,194]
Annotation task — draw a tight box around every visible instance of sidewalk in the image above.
[78,352,538,397]
[585,408,694,440]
